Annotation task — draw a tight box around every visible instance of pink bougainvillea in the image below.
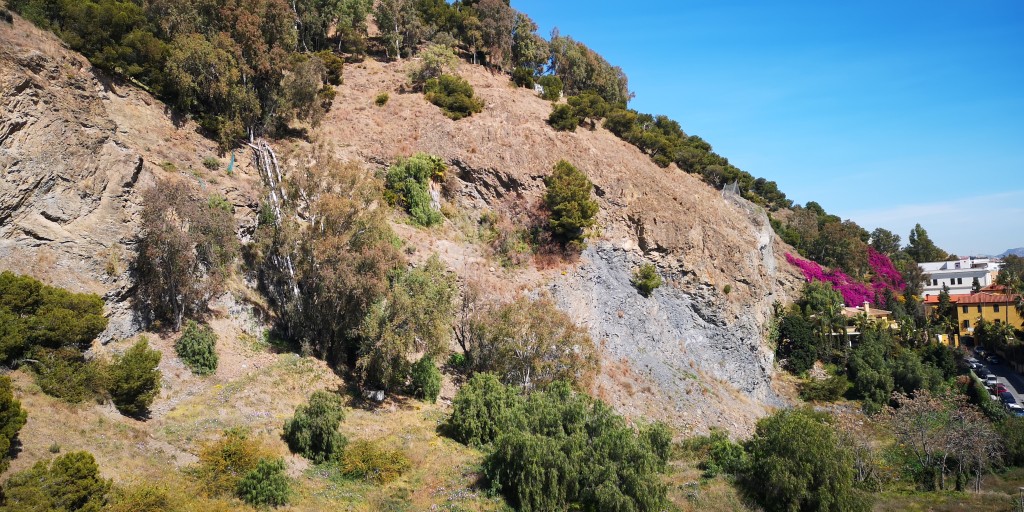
[786,251,904,307]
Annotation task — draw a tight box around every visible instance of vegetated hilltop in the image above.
[327,58,805,431]
[0,10,802,436]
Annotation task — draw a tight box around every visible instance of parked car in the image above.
[976,366,991,377]
[987,355,1001,364]
[995,383,1009,395]
[1007,404,1024,416]
[967,356,980,365]
[985,375,1000,387]
[977,348,988,358]
[1000,391,1016,405]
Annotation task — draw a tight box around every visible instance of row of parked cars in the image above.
[966,351,1024,417]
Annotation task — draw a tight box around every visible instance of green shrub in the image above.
[445,373,525,448]
[410,356,442,403]
[207,194,233,213]
[543,160,599,246]
[723,284,732,295]
[316,50,344,85]
[175,321,218,376]
[547,103,579,132]
[32,347,103,403]
[0,271,107,360]
[746,408,870,512]
[424,74,484,120]
[1,451,111,512]
[537,75,563,101]
[282,390,347,463]
[339,440,411,484]
[375,92,389,106]
[696,430,747,478]
[512,67,535,88]
[202,157,220,171]
[193,429,267,497]
[799,374,850,402]
[107,338,162,417]
[237,458,291,507]
[384,153,446,227]
[0,376,27,473]
[477,382,670,511]
[631,263,662,297]
[446,352,467,371]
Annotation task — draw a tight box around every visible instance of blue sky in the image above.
[511,0,1024,256]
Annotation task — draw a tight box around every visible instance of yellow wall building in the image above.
[955,291,1023,337]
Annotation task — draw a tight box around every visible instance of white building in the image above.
[920,257,1001,297]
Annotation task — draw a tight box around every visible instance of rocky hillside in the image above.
[0,14,803,435]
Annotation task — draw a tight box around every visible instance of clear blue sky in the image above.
[511,0,1024,257]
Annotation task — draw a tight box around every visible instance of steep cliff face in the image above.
[0,16,802,434]
[325,58,805,433]
[0,19,262,341]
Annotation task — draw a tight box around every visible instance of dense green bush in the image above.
[384,153,446,227]
[410,356,442,403]
[536,75,563,101]
[175,321,218,376]
[1,451,111,512]
[107,338,162,417]
[447,377,670,511]
[0,271,107,362]
[446,373,524,448]
[631,263,662,297]
[543,160,599,247]
[512,67,535,88]
[237,458,291,508]
[424,74,484,120]
[705,433,748,478]
[0,376,27,473]
[283,390,347,463]
[746,408,870,512]
[547,103,579,132]
[374,92,389,106]
[339,440,411,484]
[32,347,104,403]
[775,312,817,374]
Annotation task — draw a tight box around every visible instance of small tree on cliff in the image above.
[543,160,598,248]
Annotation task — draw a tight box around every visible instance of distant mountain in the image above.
[1001,248,1024,257]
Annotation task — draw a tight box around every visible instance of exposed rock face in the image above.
[0,19,260,341]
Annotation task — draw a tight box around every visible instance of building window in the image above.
[995,319,1002,325]
[963,306,969,314]
[978,305,983,313]
[994,304,1000,313]
[932,279,938,286]
[958,278,963,285]
[963,320,970,329]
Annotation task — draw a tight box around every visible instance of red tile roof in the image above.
[956,292,1020,305]
[923,294,971,304]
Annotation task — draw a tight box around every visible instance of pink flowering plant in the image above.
[786,250,904,306]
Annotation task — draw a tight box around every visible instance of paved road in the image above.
[969,350,1024,405]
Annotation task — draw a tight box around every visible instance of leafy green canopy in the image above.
[0,376,27,474]
[746,408,870,512]
[631,263,662,297]
[446,374,672,511]
[424,74,485,120]
[410,355,442,403]
[283,390,347,463]
[0,271,107,363]
[237,458,291,508]
[0,451,111,512]
[384,153,446,227]
[107,338,162,417]
[10,0,337,147]
[543,160,598,246]
[175,321,218,376]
